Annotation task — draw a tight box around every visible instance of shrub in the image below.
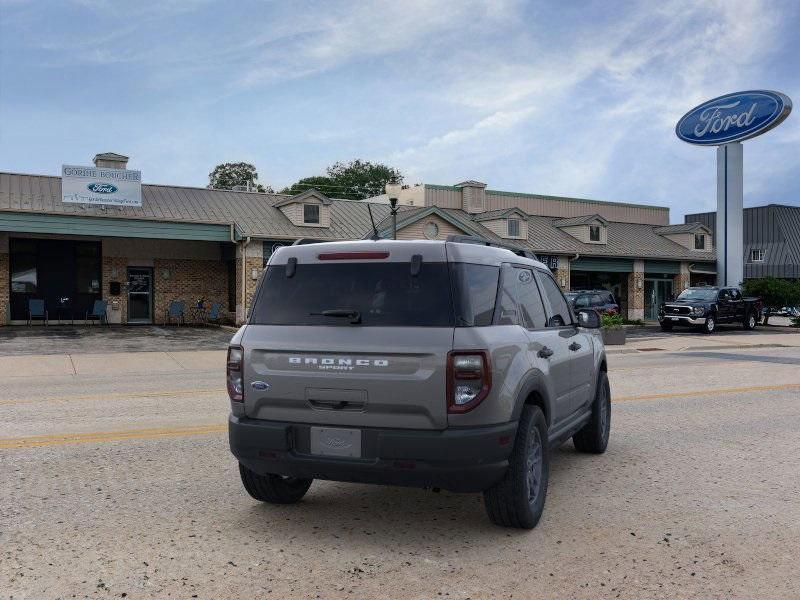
[601,313,624,329]
[742,278,800,325]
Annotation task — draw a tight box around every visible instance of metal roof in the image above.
[0,172,390,241]
[0,170,715,262]
[554,214,608,227]
[472,207,529,222]
[654,223,710,234]
[374,205,714,262]
[686,204,800,277]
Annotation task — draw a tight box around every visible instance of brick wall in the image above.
[673,262,691,296]
[153,258,228,325]
[553,264,571,290]
[235,240,264,324]
[102,256,129,324]
[626,260,645,320]
[0,253,9,325]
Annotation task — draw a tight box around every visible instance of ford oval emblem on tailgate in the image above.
[251,381,269,390]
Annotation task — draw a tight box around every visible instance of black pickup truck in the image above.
[659,286,763,334]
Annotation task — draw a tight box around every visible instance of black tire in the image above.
[573,371,611,454]
[660,322,673,331]
[483,405,549,529]
[743,311,757,331]
[238,463,312,504]
[702,314,716,334]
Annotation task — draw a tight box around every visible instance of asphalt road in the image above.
[2,346,800,598]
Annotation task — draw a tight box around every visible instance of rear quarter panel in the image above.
[448,325,534,427]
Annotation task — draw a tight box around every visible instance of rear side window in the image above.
[515,268,547,328]
[575,294,590,308]
[250,262,454,327]
[589,294,603,306]
[537,272,572,326]
[450,263,499,326]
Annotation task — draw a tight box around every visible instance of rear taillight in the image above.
[447,350,491,413]
[227,346,244,402]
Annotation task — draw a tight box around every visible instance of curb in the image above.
[606,342,794,355]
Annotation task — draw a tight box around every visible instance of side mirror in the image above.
[576,309,600,329]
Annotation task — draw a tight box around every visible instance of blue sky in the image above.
[1,0,798,222]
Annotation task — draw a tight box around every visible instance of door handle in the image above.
[569,342,582,351]
[538,347,554,358]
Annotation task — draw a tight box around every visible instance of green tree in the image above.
[209,162,273,193]
[742,277,800,325]
[279,176,337,197]
[326,160,403,200]
[281,160,403,200]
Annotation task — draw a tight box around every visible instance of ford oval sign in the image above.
[676,90,791,146]
[86,182,118,194]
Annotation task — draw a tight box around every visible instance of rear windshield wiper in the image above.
[310,309,362,324]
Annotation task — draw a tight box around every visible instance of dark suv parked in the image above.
[565,290,620,315]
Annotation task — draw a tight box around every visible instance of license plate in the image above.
[310,427,361,458]
[670,317,679,321]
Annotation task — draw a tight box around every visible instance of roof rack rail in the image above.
[291,238,329,246]
[445,234,538,260]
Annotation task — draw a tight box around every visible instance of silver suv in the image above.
[227,239,610,529]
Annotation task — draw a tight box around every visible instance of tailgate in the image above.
[241,325,453,429]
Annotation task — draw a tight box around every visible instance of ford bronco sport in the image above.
[227,238,610,529]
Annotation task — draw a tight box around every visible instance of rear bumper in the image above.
[229,415,517,493]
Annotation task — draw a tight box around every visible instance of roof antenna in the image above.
[367,203,380,240]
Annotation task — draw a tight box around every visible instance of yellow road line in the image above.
[4,383,798,450]
[615,382,800,402]
[0,424,227,449]
[0,388,225,406]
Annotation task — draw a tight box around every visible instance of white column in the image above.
[716,143,744,286]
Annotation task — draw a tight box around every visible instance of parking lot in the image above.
[2,326,800,598]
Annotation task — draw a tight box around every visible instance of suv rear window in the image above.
[250,262,454,327]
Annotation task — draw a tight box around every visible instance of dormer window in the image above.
[275,189,331,228]
[507,218,520,237]
[694,233,705,250]
[589,225,601,242]
[303,203,320,225]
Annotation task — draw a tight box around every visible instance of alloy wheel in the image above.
[526,428,543,504]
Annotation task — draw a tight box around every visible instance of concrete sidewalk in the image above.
[0,350,226,377]
[606,329,800,354]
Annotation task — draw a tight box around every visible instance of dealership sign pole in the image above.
[676,90,792,287]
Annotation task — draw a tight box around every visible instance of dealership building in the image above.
[0,153,716,326]
[686,204,800,280]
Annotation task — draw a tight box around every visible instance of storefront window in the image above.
[11,254,37,292]
[10,239,37,293]
[75,243,101,293]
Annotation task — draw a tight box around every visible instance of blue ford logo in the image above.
[676,90,792,146]
[251,381,269,390]
[87,182,118,194]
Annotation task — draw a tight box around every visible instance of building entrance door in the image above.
[644,278,673,321]
[127,267,153,324]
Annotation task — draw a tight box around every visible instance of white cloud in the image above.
[386,0,795,217]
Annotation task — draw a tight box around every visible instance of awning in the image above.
[0,211,234,242]
[644,260,680,274]
[690,263,717,275]
[571,257,634,272]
